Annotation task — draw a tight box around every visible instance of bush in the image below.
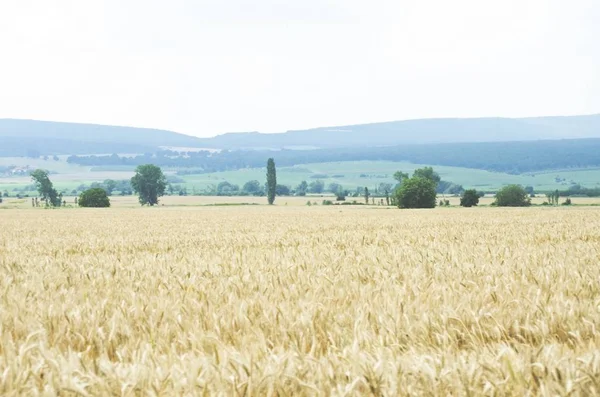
[494,185,531,207]
[460,189,480,207]
[322,200,334,206]
[79,188,111,208]
[562,198,572,206]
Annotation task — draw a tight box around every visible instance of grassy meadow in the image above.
[1,205,600,395]
[2,157,600,194]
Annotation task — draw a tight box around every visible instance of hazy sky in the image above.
[1,1,598,137]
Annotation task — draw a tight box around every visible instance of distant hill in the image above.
[1,115,599,157]
[193,114,600,149]
[0,119,204,156]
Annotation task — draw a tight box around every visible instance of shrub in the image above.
[322,200,334,206]
[79,188,111,208]
[562,198,572,206]
[460,189,480,207]
[494,185,531,207]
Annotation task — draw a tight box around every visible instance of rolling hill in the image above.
[193,114,600,149]
[1,114,599,157]
[0,119,204,156]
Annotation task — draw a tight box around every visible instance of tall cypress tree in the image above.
[266,158,277,205]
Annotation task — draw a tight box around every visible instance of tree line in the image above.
[65,138,600,174]
[22,160,567,209]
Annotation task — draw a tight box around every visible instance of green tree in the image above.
[295,181,308,196]
[364,187,370,204]
[494,185,531,207]
[393,171,409,183]
[308,180,324,194]
[266,158,277,205]
[103,179,117,196]
[553,189,560,205]
[378,183,393,205]
[242,180,262,195]
[460,189,480,207]
[30,169,60,206]
[412,167,441,185]
[217,181,239,195]
[275,184,290,196]
[328,183,342,193]
[394,177,437,209]
[378,183,392,194]
[335,186,346,201]
[130,164,167,206]
[79,188,111,207]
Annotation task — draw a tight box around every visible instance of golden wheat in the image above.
[1,206,599,395]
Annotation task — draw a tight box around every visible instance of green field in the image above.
[178,161,600,192]
[1,157,599,195]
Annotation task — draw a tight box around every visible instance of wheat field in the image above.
[1,206,600,396]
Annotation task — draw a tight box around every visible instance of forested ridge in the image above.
[67,138,600,174]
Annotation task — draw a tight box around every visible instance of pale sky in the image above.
[0,1,598,137]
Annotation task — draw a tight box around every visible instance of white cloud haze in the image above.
[0,0,598,137]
